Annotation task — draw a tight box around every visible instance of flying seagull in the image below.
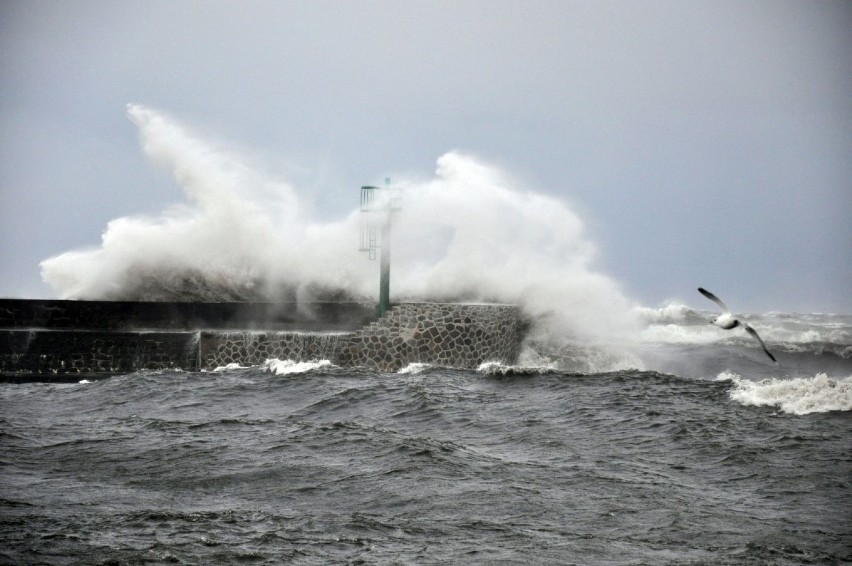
[698,287,777,363]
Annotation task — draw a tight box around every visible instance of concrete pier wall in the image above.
[0,299,377,331]
[0,300,526,380]
[0,330,198,375]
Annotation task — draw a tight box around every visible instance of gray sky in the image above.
[1,0,850,313]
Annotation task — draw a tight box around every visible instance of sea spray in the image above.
[40,105,641,349]
[40,105,366,303]
[393,153,641,343]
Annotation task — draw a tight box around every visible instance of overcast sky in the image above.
[1,0,850,313]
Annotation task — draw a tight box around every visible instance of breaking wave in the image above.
[397,363,434,375]
[40,104,639,344]
[717,371,852,415]
[476,361,557,376]
[635,303,703,325]
[261,359,335,376]
[639,305,852,359]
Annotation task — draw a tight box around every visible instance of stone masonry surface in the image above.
[201,303,525,372]
[199,331,350,369]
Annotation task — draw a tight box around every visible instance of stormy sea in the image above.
[5,107,850,564]
[2,309,850,565]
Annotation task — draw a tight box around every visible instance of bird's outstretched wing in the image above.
[698,287,730,313]
[744,323,777,363]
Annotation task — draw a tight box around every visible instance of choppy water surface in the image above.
[2,357,850,565]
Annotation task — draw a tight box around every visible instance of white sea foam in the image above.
[40,104,641,344]
[635,303,697,324]
[640,323,727,345]
[717,371,852,415]
[213,362,247,371]
[757,326,851,350]
[398,363,433,375]
[476,360,560,376]
[262,359,334,375]
[477,361,511,374]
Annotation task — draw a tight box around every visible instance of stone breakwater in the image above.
[201,303,525,372]
[0,301,526,380]
[199,332,349,370]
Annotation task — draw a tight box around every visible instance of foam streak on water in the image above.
[1,366,849,565]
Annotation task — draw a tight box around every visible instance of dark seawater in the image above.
[2,358,850,565]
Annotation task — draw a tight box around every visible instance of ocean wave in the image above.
[518,339,646,373]
[634,303,702,324]
[643,333,851,359]
[761,329,851,352]
[213,362,248,372]
[641,323,726,344]
[774,342,852,359]
[476,361,557,376]
[717,371,852,415]
[261,359,335,376]
[641,318,851,359]
[397,363,434,375]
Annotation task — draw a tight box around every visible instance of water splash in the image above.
[40,105,640,345]
[262,359,335,376]
[398,363,433,375]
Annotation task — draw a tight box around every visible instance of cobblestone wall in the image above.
[337,303,524,371]
[199,303,525,372]
[199,331,350,369]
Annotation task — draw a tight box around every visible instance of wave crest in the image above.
[635,303,702,324]
[717,372,852,415]
[261,359,335,376]
[476,361,557,376]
